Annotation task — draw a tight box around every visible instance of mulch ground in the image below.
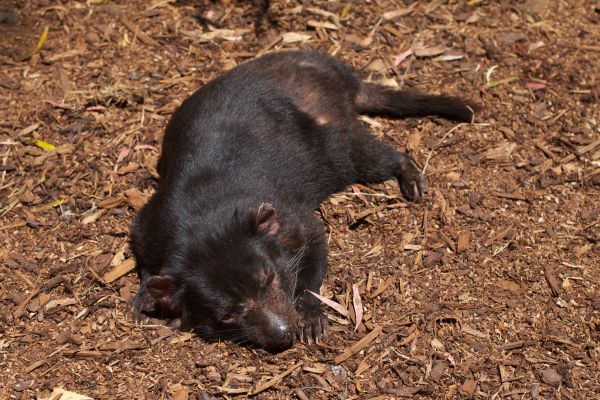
[1,0,599,399]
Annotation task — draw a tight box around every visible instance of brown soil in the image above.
[1,1,599,399]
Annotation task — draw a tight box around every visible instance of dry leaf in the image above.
[406,131,421,152]
[497,279,521,293]
[124,188,150,211]
[457,233,469,253]
[366,59,386,73]
[430,338,446,351]
[82,209,106,225]
[484,142,517,160]
[459,379,477,396]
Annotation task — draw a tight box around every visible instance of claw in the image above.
[297,310,329,344]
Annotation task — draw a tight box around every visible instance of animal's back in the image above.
[157,51,362,208]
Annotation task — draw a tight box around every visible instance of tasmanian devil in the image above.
[130,50,474,351]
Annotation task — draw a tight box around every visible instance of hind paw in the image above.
[398,156,428,201]
[128,285,157,324]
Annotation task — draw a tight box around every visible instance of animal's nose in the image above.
[276,321,290,335]
[266,312,295,349]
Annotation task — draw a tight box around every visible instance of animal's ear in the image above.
[146,275,182,313]
[255,203,279,236]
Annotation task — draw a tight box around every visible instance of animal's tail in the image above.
[355,83,476,122]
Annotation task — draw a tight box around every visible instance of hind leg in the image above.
[349,124,427,201]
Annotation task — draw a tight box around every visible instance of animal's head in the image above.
[145,203,301,351]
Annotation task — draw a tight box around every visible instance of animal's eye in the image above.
[220,313,236,324]
[220,303,246,324]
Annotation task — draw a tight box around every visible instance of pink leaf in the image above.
[134,144,158,151]
[352,284,363,331]
[307,290,349,317]
[527,82,546,90]
[351,185,370,206]
[114,147,130,173]
[85,105,107,112]
[394,49,413,66]
[45,100,72,110]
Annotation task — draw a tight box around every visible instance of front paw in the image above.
[398,157,428,201]
[298,307,329,344]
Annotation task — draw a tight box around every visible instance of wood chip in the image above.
[576,138,600,155]
[351,202,407,225]
[24,344,69,373]
[541,368,562,386]
[169,332,194,344]
[281,32,312,43]
[544,265,561,296]
[382,7,414,21]
[45,298,77,310]
[335,325,383,364]
[457,233,469,253]
[461,325,488,339]
[248,362,303,395]
[40,387,93,400]
[13,288,40,319]
[102,258,135,284]
[498,340,536,350]
[307,20,339,31]
[485,224,514,246]
[370,276,395,299]
[98,196,127,209]
[169,384,190,400]
[120,16,159,46]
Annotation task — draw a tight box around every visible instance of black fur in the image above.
[130,51,475,350]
